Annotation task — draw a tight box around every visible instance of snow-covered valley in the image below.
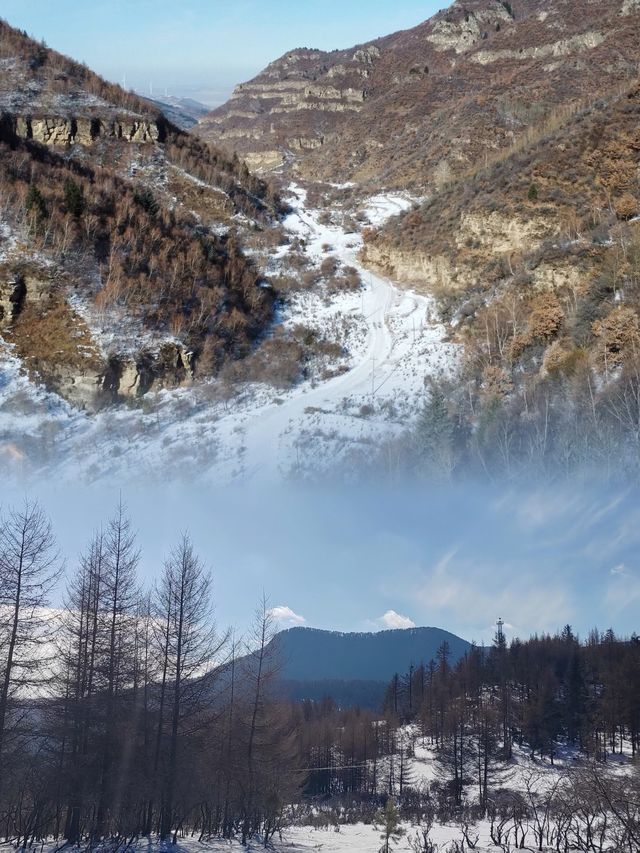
[0,186,458,485]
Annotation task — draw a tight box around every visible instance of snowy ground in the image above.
[286,822,495,852]
[1,831,466,853]
[0,826,535,853]
[0,186,458,486]
[0,734,634,853]
[362,193,419,228]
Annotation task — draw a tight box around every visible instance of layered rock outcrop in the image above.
[1,113,163,147]
[362,211,560,293]
[99,343,195,401]
[199,43,376,168]
[25,343,196,410]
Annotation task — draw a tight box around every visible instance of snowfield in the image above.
[0,186,459,485]
[1,832,460,853]
[0,824,572,853]
[363,193,419,228]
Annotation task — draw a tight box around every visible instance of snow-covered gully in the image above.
[0,187,458,485]
[212,185,457,483]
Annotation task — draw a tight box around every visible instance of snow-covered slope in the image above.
[0,187,458,485]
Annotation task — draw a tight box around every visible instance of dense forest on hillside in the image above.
[295,628,640,800]
[1,500,639,850]
[383,629,640,789]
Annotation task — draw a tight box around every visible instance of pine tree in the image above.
[377,798,405,853]
[415,387,455,478]
[64,178,86,217]
[155,535,222,840]
[0,501,60,808]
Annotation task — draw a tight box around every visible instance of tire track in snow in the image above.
[212,186,457,482]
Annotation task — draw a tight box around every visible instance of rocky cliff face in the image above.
[0,270,47,327]
[100,344,195,401]
[361,207,562,294]
[5,114,163,146]
[0,112,164,148]
[0,263,197,409]
[200,45,377,172]
[200,0,640,189]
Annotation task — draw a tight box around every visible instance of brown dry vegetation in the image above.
[162,132,284,222]
[360,81,640,481]
[202,0,640,190]
[0,17,283,224]
[217,323,346,390]
[372,83,640,380]
[7,298,102,390]
[0,18,158,117]
[0,18,291,396]
[0,137,274,375]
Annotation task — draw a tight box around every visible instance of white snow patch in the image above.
[363,193,419,228]
[1,185,459,486]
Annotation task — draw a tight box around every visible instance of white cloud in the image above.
[415,549,573,639]
[380,610,416,630]
[610,563,628,576]
[268,605,306,627]
[605,566,640,613]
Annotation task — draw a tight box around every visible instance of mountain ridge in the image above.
[270,624,473,682]
[263,625,474,707]
[199,0,640,480]
[198,0,640,188]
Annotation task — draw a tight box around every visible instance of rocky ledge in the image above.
[0,112,165,147]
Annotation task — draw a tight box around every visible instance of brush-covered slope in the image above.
[199,0,640,188]
[362,80,640,479]
[0,19,282,408]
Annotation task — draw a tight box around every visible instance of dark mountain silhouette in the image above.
[266,626,473,707]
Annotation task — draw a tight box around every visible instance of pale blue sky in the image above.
[3,482,639,644]
[2,1,444,105]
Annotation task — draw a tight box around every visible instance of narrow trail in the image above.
[212,186,450,483]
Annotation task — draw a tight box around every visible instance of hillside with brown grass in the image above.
[198,0,640,477]
[362,81,640,479]
[199,0,640,189]
[0,19,283,407]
